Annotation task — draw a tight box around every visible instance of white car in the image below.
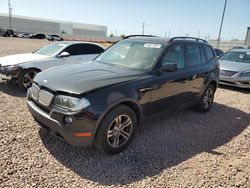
[0,41,105,90]
[17,33,30,38]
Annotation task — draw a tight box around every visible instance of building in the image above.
[245,27,250,45]
[0,13,107,37]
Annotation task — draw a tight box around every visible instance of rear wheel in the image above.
[18,69,39,90]
[95,105,137,154]
[195,84,215,112]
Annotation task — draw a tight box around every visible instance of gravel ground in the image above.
[0,37,249,188]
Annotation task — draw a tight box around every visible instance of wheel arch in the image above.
[96,98,143,130]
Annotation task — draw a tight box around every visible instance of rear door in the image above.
[184,42,216,98]
[150,42,194,114]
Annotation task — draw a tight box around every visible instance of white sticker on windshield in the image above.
[239,54,244,59]
[144,43,162,48]
[247,52,250,55]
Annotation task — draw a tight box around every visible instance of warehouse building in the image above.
[245,27,250,45]
[0,13,107,37]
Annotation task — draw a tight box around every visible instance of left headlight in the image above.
[239,69,250,77]
[54,95,91,112]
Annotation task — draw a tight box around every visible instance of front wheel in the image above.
[95,105,137,154]
[195,84,215,113]
[18,69,39,90]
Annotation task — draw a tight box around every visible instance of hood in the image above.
[34,61,145,95]
[0,53,49,66]
[219,60,250,72]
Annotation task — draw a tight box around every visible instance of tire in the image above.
[18,69,39,90]
[51,38,54,41]
[95,105,137,154]
[195,84,215,113]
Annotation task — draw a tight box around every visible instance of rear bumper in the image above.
[27,99,96,147]
[219,76,250,88]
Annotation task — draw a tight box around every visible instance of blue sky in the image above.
[0,0,249,40]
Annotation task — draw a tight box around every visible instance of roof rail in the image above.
[123,35,157,39]
[169,37,208,43]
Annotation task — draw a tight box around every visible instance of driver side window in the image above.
[161,43,184,69]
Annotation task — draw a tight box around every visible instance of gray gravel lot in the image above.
[0,38,249,187]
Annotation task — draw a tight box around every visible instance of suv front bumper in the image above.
[27,98,97,147]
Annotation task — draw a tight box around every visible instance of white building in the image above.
[0,13,107,37]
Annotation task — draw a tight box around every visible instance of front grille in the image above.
[220,70,237,77]
[30,83,54,108]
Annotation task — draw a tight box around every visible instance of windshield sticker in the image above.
[144,43,162,48]
[239,54,244,59]
[247,52,250,55]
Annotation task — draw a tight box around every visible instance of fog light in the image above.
[64,116,73,124]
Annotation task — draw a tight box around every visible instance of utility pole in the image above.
[168,28,171,38]
[217,0,228,48]
[142,22,145,35]
[198,30,200,38]
[8,0,13,29]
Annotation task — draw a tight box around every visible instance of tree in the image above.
[61,30,67,34]
[120,34,126,39]
[109,33,114,37]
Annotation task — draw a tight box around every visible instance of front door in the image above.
[150,42,194,114]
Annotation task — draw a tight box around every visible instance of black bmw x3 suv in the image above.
[27,36,219,154]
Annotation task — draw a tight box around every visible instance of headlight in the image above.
[239,69,250,77]
[54,95,90,112]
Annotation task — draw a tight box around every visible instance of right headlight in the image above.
[239,69,250,77]
[54,95,91,112]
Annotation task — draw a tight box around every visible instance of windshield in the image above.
[34,43,66,56]
[220,51,250,64]
[95,40,166,70]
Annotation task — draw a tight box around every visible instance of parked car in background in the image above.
[18,33,30,38]
[30,33,46,39]
[214,48,224,57]
[26,36,219,154]
[0,41,105,89]
[219,49,250,89]
[2,28,15,37]
[47,34,63,41]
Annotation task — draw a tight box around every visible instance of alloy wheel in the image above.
[203,88,213,109]
[107,114,133,148]
[23,71,37,89]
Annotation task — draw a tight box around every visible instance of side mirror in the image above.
[159,63,177,72]
[58,51,70,58]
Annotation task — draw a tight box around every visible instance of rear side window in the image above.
[79,44,104,54]
[64,44,81,56]
[204,45,215,62]
[185,43,202,67]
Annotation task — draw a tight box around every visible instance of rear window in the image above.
[204,45,215,62]
[185,43,202,67]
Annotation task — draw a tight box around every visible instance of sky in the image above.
[0,0,249,40]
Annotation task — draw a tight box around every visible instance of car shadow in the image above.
[39,102,250,186]
[219,84,250,94]
[0,79,26,97]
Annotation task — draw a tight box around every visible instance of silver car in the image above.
[0,41,105,90]
[219,49,250,88]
